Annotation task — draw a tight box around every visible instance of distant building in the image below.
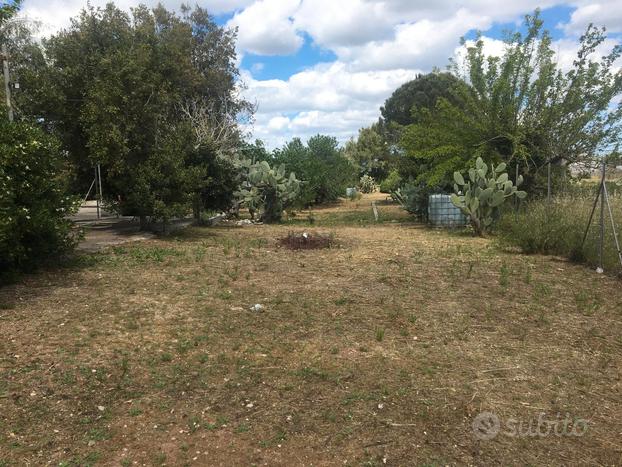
[568,161,596,178]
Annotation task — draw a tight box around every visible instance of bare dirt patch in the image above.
[277,231,336,250]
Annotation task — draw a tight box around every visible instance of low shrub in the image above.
[392,180,437,220]
[0,120,79,282]
[563,180,622,198]
[379,170,402,193]
[346,188,362,201]
[497,195,622,275]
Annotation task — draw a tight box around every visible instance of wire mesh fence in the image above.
[504,161,622,276]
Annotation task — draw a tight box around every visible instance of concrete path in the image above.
[71,201,194,252]
[70,201,151,252]
[75,218,155,252]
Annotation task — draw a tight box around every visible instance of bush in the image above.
[563,180,622,199]
[191,146,239,220]
[346,188,362,201]
[0,120,78,281]
[392,179,436,220]
[379,170,402,193]
[497,195,622,275]
[358,175,377,193]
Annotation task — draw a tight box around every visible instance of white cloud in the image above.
[267,115,290,131]
[561,1,622,35]
[20,0,252,37]
[292,0,557,51]
[335,9,491,72]
[249,108,383,148]
[243,62,421,113]
[368,0,558,23]
[226,0,559,59]
[227,0,303,56]
[241,62,421,147]
[551,37,622,71]
[197,0,257,14]
[294,0,393,47]
[450,36,508,77]
[20,0,88,37]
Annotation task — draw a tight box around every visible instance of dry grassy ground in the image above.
[1,194,622,466]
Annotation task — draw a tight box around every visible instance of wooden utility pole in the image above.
[2,43,14,122]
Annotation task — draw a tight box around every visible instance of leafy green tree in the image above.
[306,135,358,203]
[345,72,468,186]
[25,3,248,227]
[400,91,486,188]
[0,1,79,279]
[379,169,402,193]
[344,123,394,180]
[189,145,239,220]
[379,72,467,151]
[401,11,622,191]
[240,139,273,163]
[0,119,78,281]
[381,72,465,127]
[274,135,357,205]
[0,0,21,23]
[0,0,50,122]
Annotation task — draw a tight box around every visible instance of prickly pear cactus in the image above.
[235,160,301,223]
[358,175,377,194]
[451,157,527,236]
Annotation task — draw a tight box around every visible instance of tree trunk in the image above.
[192,198,202,225]
[470,216,484,237]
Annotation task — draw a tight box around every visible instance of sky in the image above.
[17,0,622,149]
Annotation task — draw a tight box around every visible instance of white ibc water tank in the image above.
[428,194,467,227]
[346,187,357,197]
